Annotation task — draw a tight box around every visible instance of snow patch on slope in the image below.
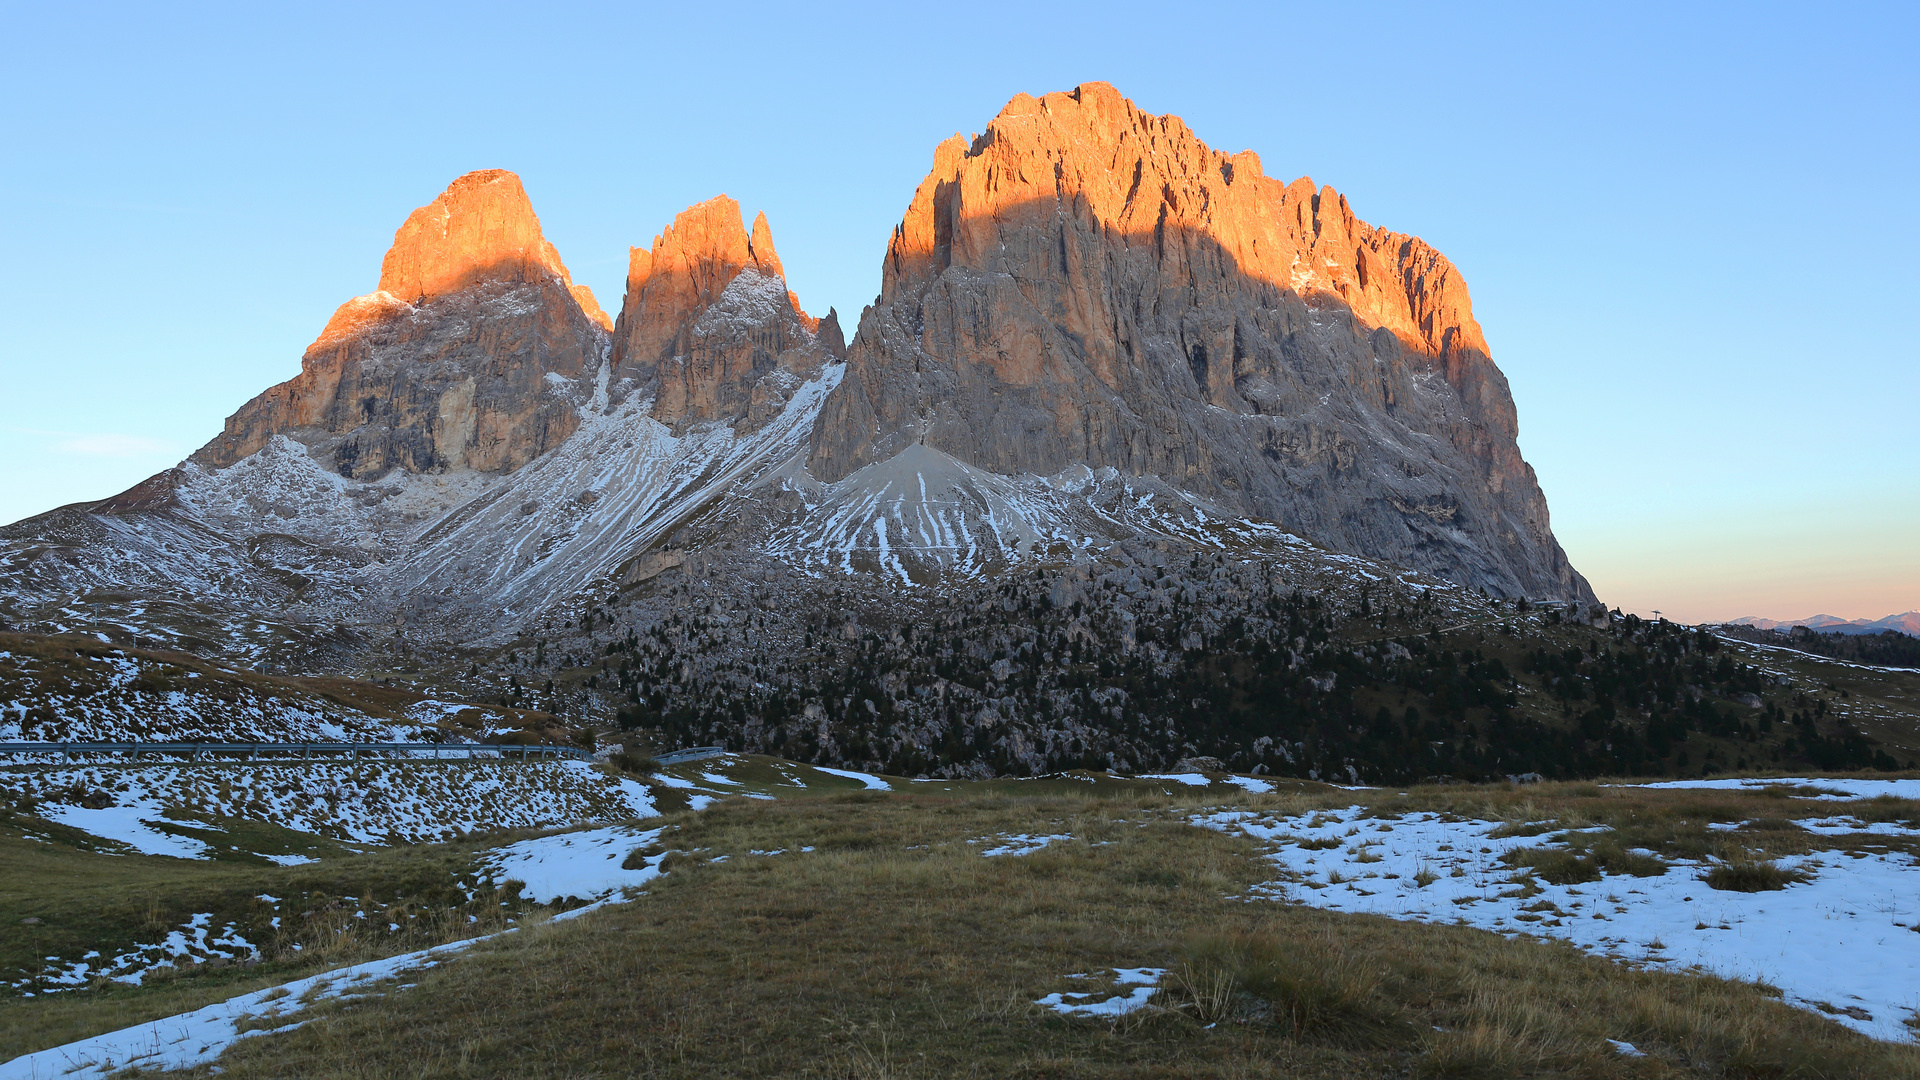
[1200,804,1920,1042]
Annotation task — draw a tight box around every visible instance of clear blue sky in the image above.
[2,1,1914,623]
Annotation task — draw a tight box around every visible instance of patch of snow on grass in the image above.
[35,800,210,859]
[19,913,259,993]
[815,767,891,791]
[0,934,498,1080]
[1624,777,1920,802]
[977,833,1072,857]
[1139,773,1211,787]
[477,825,667,906]
[1198,805,1920,1042]
[1035,967,1167,1017]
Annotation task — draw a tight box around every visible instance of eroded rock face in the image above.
[609,195,843,431]
[195,170,610,479]
[808,82,1590,601]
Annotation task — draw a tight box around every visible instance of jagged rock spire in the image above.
[196,170,609,477]
[610,196,836,431]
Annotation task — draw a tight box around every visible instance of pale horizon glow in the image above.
[0,2,1912,627]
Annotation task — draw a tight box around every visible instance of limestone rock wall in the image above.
[195,170,610,479]
[807,83,1590,601]
[609,196,843,432]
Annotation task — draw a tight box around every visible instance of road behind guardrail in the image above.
[651,746,727,765]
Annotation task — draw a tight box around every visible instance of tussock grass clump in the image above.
[1486,820,1557,839]
[1171,931,1411,1047]
[1502,847,1602,885]
[1703,860,1811,892]
[1583,837,1668,877]
[1415,1020,1551,1079]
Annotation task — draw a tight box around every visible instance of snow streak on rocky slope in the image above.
[759,442,1301,585]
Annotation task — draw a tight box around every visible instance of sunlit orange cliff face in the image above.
[194,174,843,481]
[610,195,842,431]
[196,169,610,478]
[809,81,1591,601]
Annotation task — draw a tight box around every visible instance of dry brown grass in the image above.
[170,787,1919,1079]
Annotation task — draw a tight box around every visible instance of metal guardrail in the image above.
[651,746,727,765]
[0,742,594,762]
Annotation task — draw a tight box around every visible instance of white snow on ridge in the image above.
[1139,772,1212,787]
[1138,773,1275,794]
[762,443,1296,585]
[1199,805,1920,1042]
[1,361,848,655]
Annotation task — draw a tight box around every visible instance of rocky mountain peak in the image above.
[195,170,611,478]
[610,197,837,431]
[810,82,1589,601]
[374,168,610,330]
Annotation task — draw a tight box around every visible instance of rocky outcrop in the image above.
[808,83,1590,601]
[609,196,843,432]
[195,170,610,479]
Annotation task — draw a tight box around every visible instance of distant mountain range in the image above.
[1726,612,1920,637]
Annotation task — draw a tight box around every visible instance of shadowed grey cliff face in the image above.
[808,83,1592,603]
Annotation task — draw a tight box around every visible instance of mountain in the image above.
[199,168,612,478]
[811,83,1589,603]
[610,195,844,429]
[0,173,844,667]
[1727,613,1919,637]
[0,85,1653,779]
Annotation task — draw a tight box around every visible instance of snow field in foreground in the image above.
[1198,801,1920,1042]
[1,759,658,849]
